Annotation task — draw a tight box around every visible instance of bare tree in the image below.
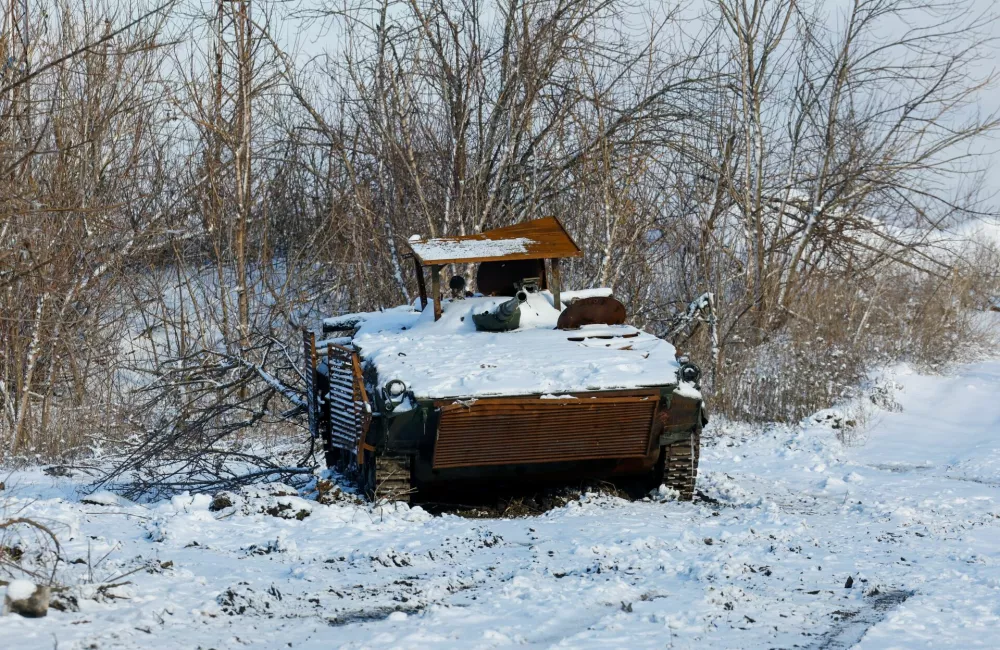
[0,0,995,486]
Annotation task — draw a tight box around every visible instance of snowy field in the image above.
[3,358,1000,649]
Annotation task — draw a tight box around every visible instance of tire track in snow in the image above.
[802,589,913,650]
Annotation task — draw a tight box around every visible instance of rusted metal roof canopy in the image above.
[407,217,582,267]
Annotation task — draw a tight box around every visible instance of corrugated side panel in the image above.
[432,394,658,470]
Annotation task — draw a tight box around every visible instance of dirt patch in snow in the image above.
[421,480,640,518]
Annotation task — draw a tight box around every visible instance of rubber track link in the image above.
[661,428,701,501]
[372,455,414,504]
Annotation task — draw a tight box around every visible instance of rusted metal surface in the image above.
[351,352,372,464]
[431,393,659,470]
[408,217,583,266]
[476,258,545,296]
[556,296,627,330]
[657,393,702,438]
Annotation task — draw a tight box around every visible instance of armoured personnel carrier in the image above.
[304,217,706,503]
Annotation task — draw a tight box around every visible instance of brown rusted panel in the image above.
[351,353,372,464]
[434,389,659,406]
[476,259,545,296]
[658,393,702,433]
[408,217,583,266]
[556,296,627,330]
[432,394,658,469]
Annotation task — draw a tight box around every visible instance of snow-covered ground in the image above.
[3,357,1000,649]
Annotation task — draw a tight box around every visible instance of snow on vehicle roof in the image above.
[322,289,614,332]
[350,292,683,400]
[407,217,582,266]
[409,236,534,264]
[560,287,613,304]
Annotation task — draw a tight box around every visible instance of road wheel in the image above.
[657,427,701,501]
[362,453,414,504]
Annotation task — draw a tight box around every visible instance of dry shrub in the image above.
[701,252,999,423]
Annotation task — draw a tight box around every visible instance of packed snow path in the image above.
[3,361,1000,649]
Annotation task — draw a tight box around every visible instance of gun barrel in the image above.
[496,292,527,319]
[473,292,527,332]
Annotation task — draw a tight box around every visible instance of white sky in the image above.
[968,0,1000,205]
[157,0,1000,213]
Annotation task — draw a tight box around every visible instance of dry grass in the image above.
[695,250,1000,423]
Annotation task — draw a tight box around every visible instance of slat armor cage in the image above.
[304,331,371,463]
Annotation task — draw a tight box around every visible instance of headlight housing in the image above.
[679,361,701,386]
[382,379,408,411]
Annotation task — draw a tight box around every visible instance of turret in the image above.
[472,291,527,332]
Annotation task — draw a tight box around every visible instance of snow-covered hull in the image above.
[303,336,706,501]
[307,290,707,501]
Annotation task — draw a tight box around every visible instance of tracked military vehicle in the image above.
[304,217,706,503]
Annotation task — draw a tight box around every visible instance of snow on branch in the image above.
[666,292,719,372]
